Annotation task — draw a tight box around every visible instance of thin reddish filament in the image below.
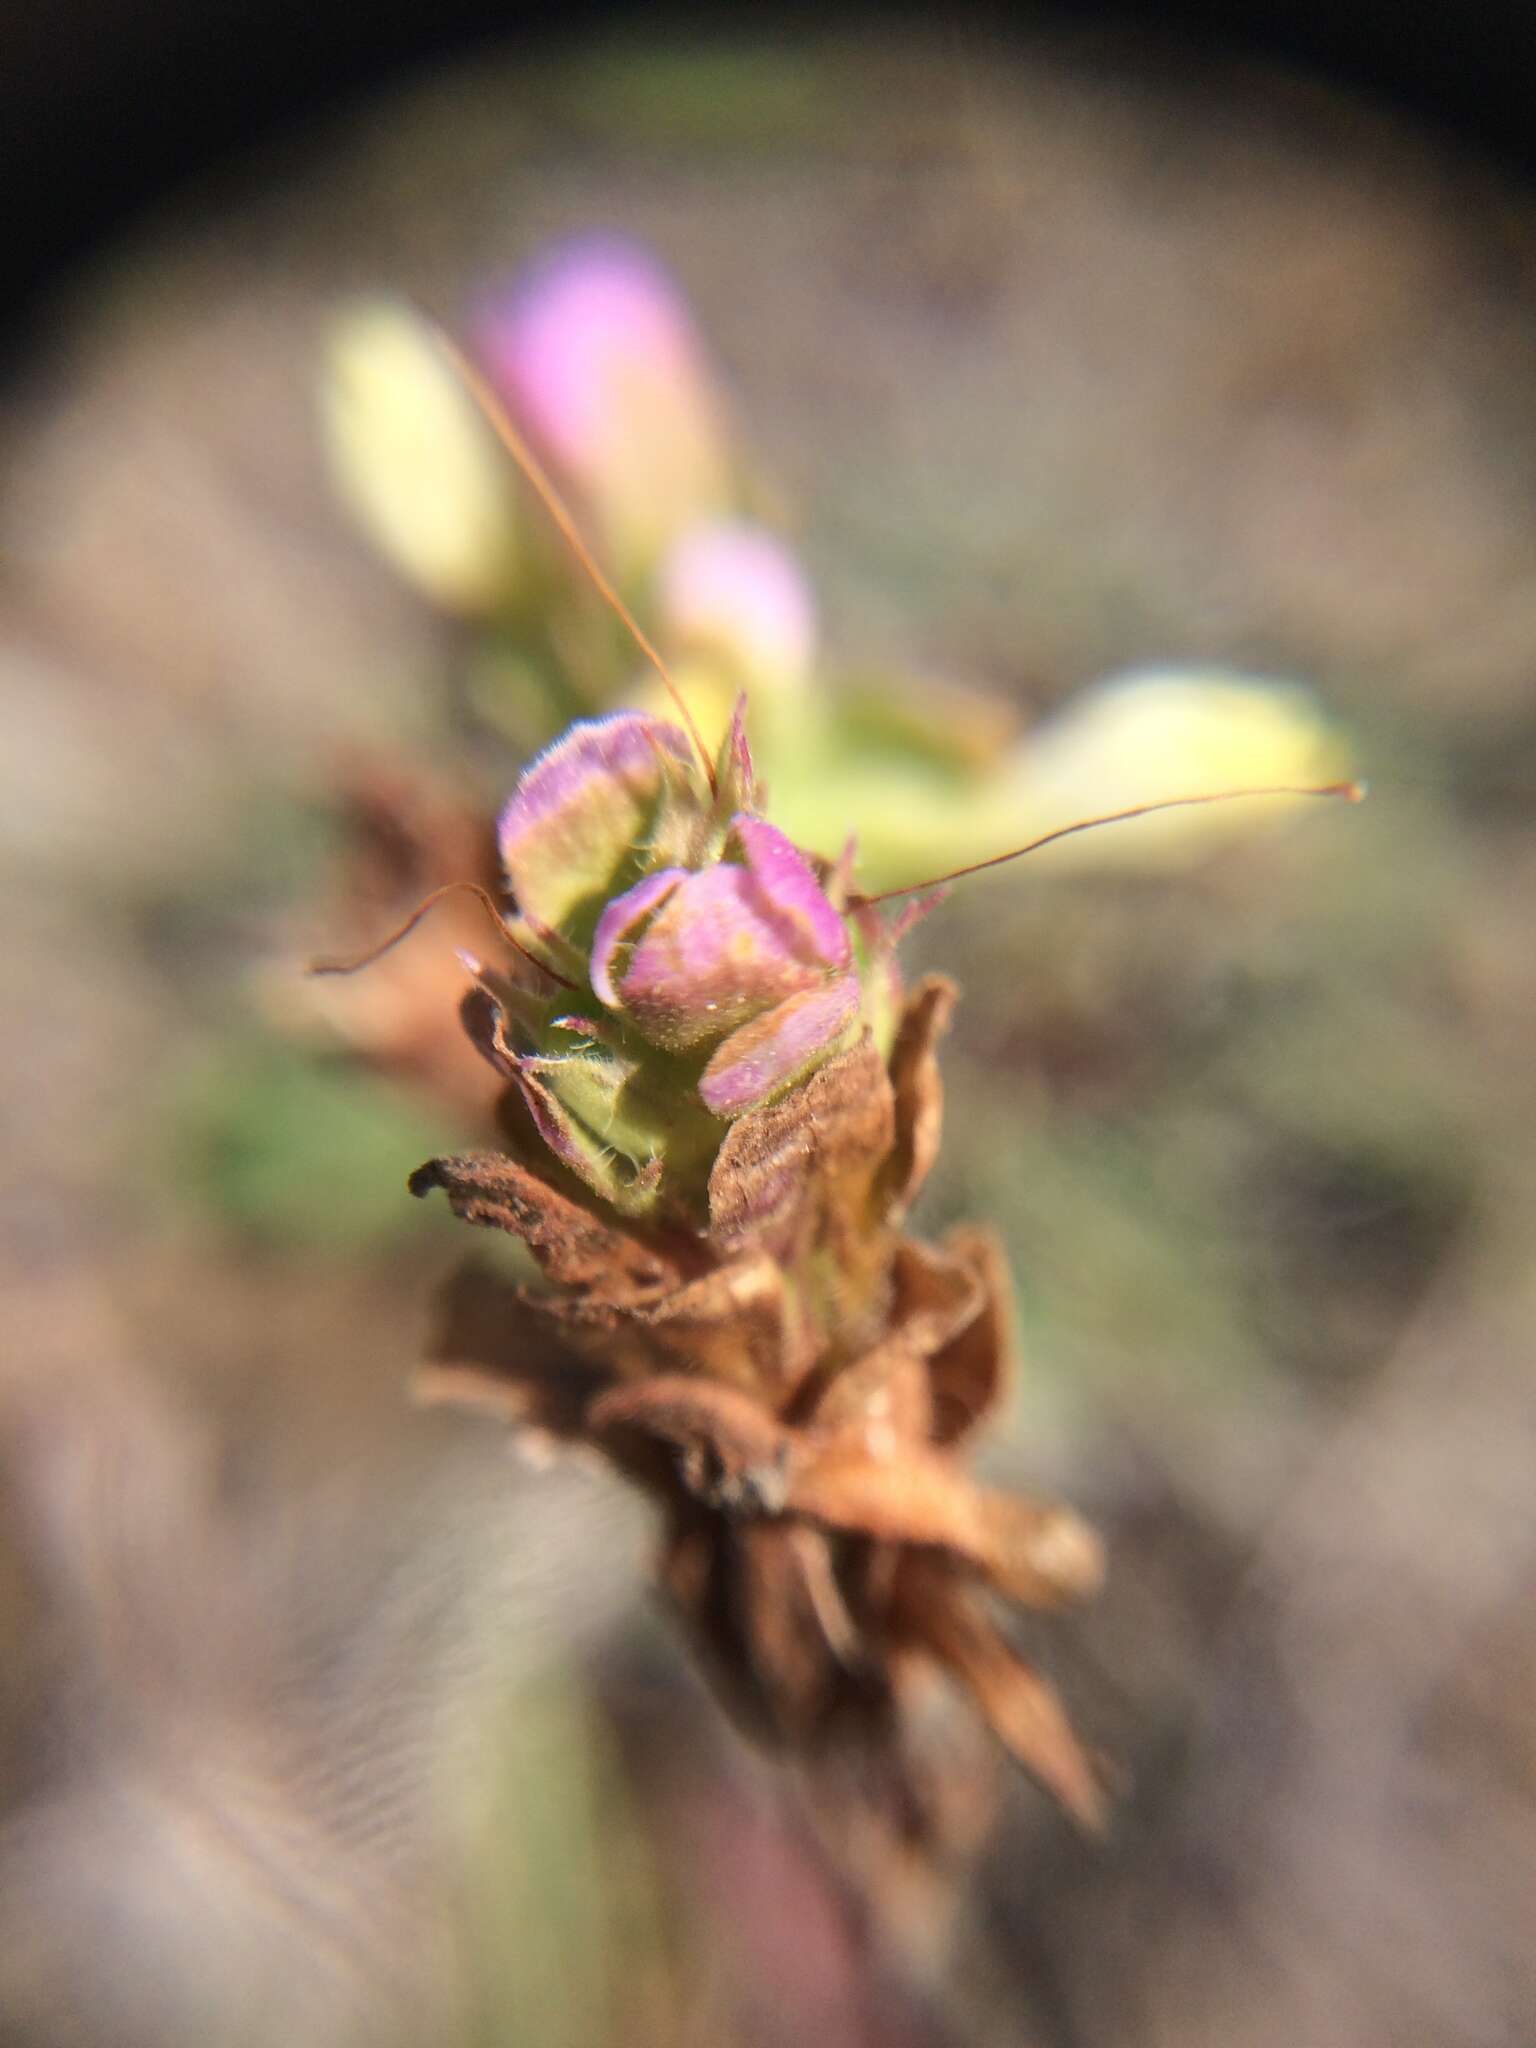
[432,323,718,797]
[847,781,1365,909]
[307,880,580,990]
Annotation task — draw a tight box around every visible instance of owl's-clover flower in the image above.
[474,706,881,1215]
[472,235,731,579]
[638,520,818,760]
[412,702,1109,1847]
[657,520,816,692]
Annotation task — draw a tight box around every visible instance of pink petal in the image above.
[471,237,728,571]
[659,520,816,684]
[731,815,850,969]
[618,864,825,1050]
[476,237,705,482]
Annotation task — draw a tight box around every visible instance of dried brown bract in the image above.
[413,974,1107,1870]
[300,755,507,1127]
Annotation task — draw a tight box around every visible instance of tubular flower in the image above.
[410,703,1106,1884]
[472,235,731,578]
[657,519,817,692]
[469,707,871,1216]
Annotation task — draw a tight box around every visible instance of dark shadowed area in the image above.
[4,26,1535,2048]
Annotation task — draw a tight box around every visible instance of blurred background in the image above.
[5,13,1536,2047]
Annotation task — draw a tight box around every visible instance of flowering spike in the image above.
[335,259,1377,1877]
[403,679,1364,1855]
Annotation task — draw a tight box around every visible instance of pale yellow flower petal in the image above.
[320,299,521,616]
[1009,668,1353,869]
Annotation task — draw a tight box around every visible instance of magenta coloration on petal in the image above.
[593,812,853,1055]
[731,815,851,969]
[497,713,692,932]
[615,863,828,1051]
[471,237,729,577]
[476,238,707,483]
[659,520,816,684]
[698,974,862,1118]
[590,868,687,1009]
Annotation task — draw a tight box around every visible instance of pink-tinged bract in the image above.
[718,697,757,813]
[497,712,692,934]
[698,973,862,1117]
[472,236,729,571]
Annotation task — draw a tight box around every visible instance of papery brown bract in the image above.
[413,973,1108,1866]
[294,757,507,1128]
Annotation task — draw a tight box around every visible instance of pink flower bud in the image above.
[591,816,850,1054]
[473,236,730,574]
[658,521,816,687]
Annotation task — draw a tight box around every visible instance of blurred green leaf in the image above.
[555,44,836,150]
[166,1040,455,1250]
[453,1668,679,2048]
